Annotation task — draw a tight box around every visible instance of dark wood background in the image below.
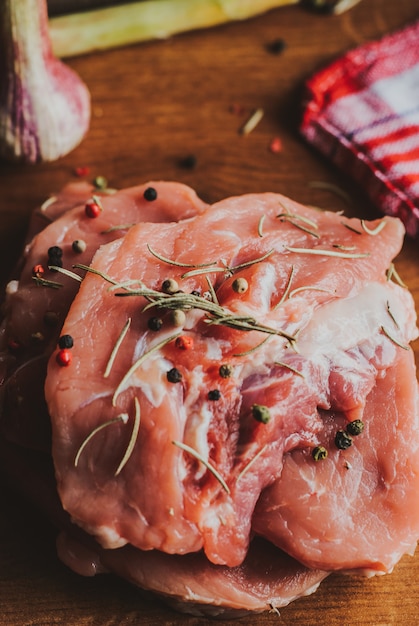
[0,1,418,624]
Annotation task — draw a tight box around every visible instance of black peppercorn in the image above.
[148,317,163,331]
[167,367,182,383]
[335,430,353,450]
[144,187,157,201]
[346,419,364,436]
[58,334,74,349]
[48,246,63,258]
[208,389,221,401]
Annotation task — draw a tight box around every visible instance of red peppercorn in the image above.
[74,166,90,177]
[8,338,21,351]
[269,137,282,154]
[175,335,194,350]
[85,200,102,218]
[56,348,72,367]
[32,263,45,277]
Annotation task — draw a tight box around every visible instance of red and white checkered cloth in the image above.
[300,19,419,238]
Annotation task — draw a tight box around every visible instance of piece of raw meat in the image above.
[44,189,419,579]
[0,181,208,450]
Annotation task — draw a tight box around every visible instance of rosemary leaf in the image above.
[233,335,271,357]
[284,246,369,259]
[288,286,335,299]
[147,243,218,269]
[274,264,295,308]
[181,266,226,279]
[380,325,410,351]
[205,275,219,305]
[115,397,141,476]
[360,219,387,236]
[112,333,181,406]
[258,214,266,237]
[73,263,119,286]
[74,413,129,468]
[274,361,305,377]
[229,248,274,272]
[386,301,400,329]
[32,276,63,289]
[236,444,268,483]
[48,265,83,282]
[101,223,137,234]
[309,180,351,205]
[386,263,407,288]
[104,317,132,378]
[172,440,230,494]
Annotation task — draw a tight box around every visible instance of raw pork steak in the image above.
[43,186,419,584]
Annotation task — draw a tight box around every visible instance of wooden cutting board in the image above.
[1,1,419,624]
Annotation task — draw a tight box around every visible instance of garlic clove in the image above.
[0,0,91,163]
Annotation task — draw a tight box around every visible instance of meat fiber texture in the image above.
[1,181,419,616]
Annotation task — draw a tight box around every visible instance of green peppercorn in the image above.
[94,175,108,190]
[251,404,270,424]
[312,445,328,462]
[219,364,233,378]
[335,430,353,450]
[346,419,364,436]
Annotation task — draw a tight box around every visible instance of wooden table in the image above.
[1,1,419,624]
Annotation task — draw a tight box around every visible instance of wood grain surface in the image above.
[1,1,419,624]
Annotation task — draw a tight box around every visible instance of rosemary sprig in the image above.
[284,246,369,259]
[112,333,181,406]
[360,219,387,236]
[172,440,230,494]
[104,317,131,378]
[181,249,275,279]
[380,325,410,351]
[74,413,129,468]
[115,397,141,476]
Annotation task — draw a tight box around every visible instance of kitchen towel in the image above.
[300,19,419,238]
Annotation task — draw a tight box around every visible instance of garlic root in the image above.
[0,0,91,163]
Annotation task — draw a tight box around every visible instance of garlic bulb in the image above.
[0,0,91,163]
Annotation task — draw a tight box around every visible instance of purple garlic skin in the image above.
[0,0,91,163]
